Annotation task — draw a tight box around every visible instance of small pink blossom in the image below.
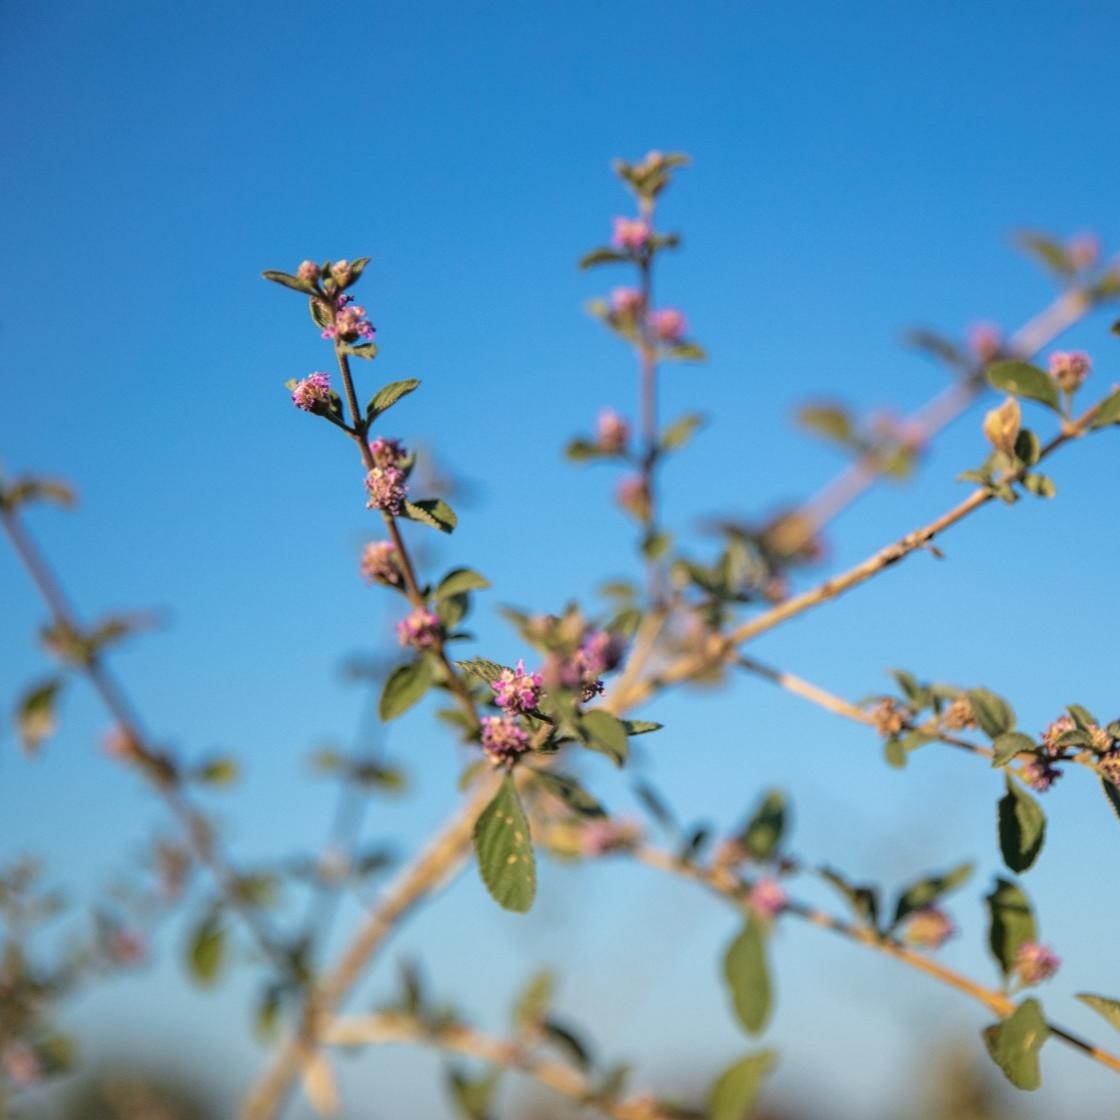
[616,474,650,520]
[297,260,319,282]
[1041,714,1075,757]
[360,541,403,587]
[109,927,147,967]
[968,321,1003,364]
[330,259,352,284]
[1049,350,1091,394]
[1013,940,1061,985]
[903,907,955,950]
[291,372,332,412]
[492,660,543,714]
[610,287,645,316]
[748,877,788,920]
[396,607,442,650]
[480,715,530,762]
[650,308,687,344]
[1068,233,1100,271]
[369,436,406,469]
[596,408,630,452]
[612,217,651,251]
[1021,757,1062,793]
[365,466,407,514]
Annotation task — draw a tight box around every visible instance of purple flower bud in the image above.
[291,372,333,413]
[748,877,788,920]
[650,307,687,344]
[1049,350,1092,393]
[492,660,543,714]
[1098,749,1120,787]
[902,907,955,950]
[365,466,407,514]
[396,607,442,650]
[1013,940,1060,985]
[596,408,630,452]
[369,436,406,469]
[1021,756,1062,792]
[611,217,651,251]
[610,287,645,317]
[580,629,624,677]
[480,715,531,762]
[360,541,403,587]
[616,474,651,520]
[297,260,319,282]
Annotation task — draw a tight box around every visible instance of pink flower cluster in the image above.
[322,293,376,342]
[616,475,651,520]
[545,628,625,702]
[1049,350,1091,394]
[396,607,442,650]
[610,287,645,317]
[360,540,403,587]
[1022,756,1062,793]
[365,437,408,514]
[492,660,543,714]
[650,307,687,344]
[291,372,332,412]
[748,877,788,920]
[1013,940,1061,985]
[1041,714,1074,756]
[612,217,651,251]
[480,715,530,762]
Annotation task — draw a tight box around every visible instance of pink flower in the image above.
[968,322,1003,364]
[1049,351,1091,393]
[330,259,352,285]
[580,817,642,857]
[369,436,406,469]
[1041,715,1075,757]
[365,466,407,514]
[360,541,403,587]
[748,877,788,920]
[480,715,530,762]
[396,607,442,650]
[1021,757,1062,793]
[650,308,687,344]
[596,408,630,452]
[612,217,651,251]
[291,372,332,412]
[1013,941,1060,985]
[610,287,645,316]
[492,660,543,714]
[616,474,650,520]
[903,907,955,950]
[297,260,319,282]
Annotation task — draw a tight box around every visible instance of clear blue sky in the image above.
[3,2,1119,1116]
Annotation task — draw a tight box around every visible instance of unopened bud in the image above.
[982,396,1021,457]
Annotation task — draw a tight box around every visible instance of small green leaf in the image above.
[186,911,226,986]
[998,776,1046,873]
[473,776,536,913]
[796,403,856,447]
[987,361,1060,411]
[1090,389,1120,429]
[261,269,313,293]
[512,969,554,1032]
[967,688,1016,739]
[986,878,1037,979]
[578,709,630,767]
[402,498,457,534]
[660,412,704,452]
[1076,993,1120,1033]
[436,568,490,600]
[820,867,879,930]
[991,732,1035,767]
[741,790,786,860]
[365,378,420,423]
[1016,232,1075,276]
[455,657,509,684]
[379,659,434,721]
[620,719,663,736]
[723,917,772,1035]
[541,1020,592,1069]
[982,998,1048,1091]
[1102,778,1120,822]
[579,247,629,270]
[447,1067,500,1120]
[193,756,240,787]
[533,772,606,818]
[892,862,974,927]
[708,1051,778,1120]
[15,677,64,754]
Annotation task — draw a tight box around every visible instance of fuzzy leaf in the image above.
[379,659,434,721]
[1076,993,1120,1033]
[999,776,1046,873]
[533,771,606,818]
[473,777,536,913]
[991,731,1035,767]
[365,378,421,423]
[741,790,786,860]
[983,998,1048,1091]
[986,878,1037,979]
[436,568,490,600]
[1090,389,1120,429]
[892,861,974,927]
[723,917,773,1035]
[186,911,226,986]
[708,1050,778,1120]
[15,677,64,754]
[987,361,1060,411]
[402,498,457,534]
[578,709,630,767]
[967,688,1016,738]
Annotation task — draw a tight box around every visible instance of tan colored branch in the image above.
[324,1012,673,1120]
[632,847,1120,1077]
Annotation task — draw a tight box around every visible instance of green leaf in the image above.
[660,412,704,452]
[533,771,606,818]
[1102,778,1120,822]
[1067,703,1098,731]
[967,688,1016,738]
[991,731,1035,768]
[565,438,613,462]
[723,917,773,1035]
[261,269,313,293]
[186,911,226,986]
[473,777,536,913]
[892,861,974,927]
[998,776,1046,873]
[455,657,509,684]
[379,659,434,721]
[665,340,707,362]
[578,709,630,767]
[193,755,240,787]
[15,677,64,754]
[987,361,1060,411]
[1090,389,1120,429]
[986,878,1037,979]
[796,403,856,447]
[620,719,663,736]
[447,1067,500,1120]
[436,568,490,600]
[541,1020,592,1069]
[1016,231,1075,276]
[708,1051,778,1120]
[512,969,554,1032]
[365,378,420,423]
[741,790,786,860]
[579,247,629,270]
[820,867,879,930]
[402,498,457,534]
[982,998,1048,1091]
[1076,993,1120,1033]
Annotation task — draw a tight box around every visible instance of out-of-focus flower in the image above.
[360,541,403,588]
[369,436,406,469]
[492,660,543,714]
[1049,351,1091,394]
[612,217,651,251]
[1041,715,1075,757]
[396,608,442,650]
[616,474,651,521]
[968,321,1003,364]
[1068,233,1100,271]
[941,696,976,731]
[903,907,955,950]
[1013,940,1060,985]
[580,817,642,857]
[480,715,530,762]
[748,877,788,920]
[650,308,687,344]
[869,698,910,738]
[610,287,645,317]
[597,408,630,452]
[1021,756,1062,792]
[982,396,1021,457]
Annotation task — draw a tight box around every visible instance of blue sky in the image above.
[3,2,1120,1116]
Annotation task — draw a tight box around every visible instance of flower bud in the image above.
[596,408,630,452]
[650,308,687,344]
[1049,350,1091,394]
[1068,233,1100,271]
[1013,941,1060,985]
[982,396,1021,457]
[616,475,651,520]
[330,259,352,285]
[611,217,651,251]
[297,260,319,282]
[968,321,1002,364]
[360,541,403,588]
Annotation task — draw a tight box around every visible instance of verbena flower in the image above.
[869,698,910,738]
[1021,756,1061,792]
[650,308,687,344]
[396,607,442,650]
[1097,749,1120,787]
[610,287,645,317]
[903,907,955,950]
[1013,940,1060,985]
[360,541,403,588]
[492,660,543,714]
[1040,714,1075,756]
[322,297,375,341]
[748,877,788,920]
[480,715,530,762]
[941,695,976,731]
[369,436,406,468]
[365,466,407,514]
[1049,351,1091,394]
[291,372,332,412]
[612,217,651,251]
